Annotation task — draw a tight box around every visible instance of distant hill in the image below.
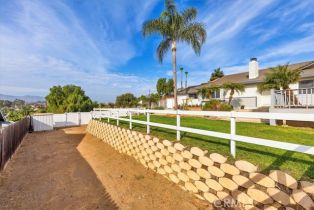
[0,94,45,103]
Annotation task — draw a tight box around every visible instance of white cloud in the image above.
[0,0,158,102]
[178,0,274,63]
[170,0,314,87]
[260,34,314,61]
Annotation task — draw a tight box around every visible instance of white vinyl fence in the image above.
[92,108,314,157]
[32,112,92,131]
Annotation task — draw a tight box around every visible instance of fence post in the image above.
[230,111,236,158]
[65,112,68,127]
[270,89,275,108]
[176,110,180,141]
[147,112,150,134]
[129,111,132,129]
[78,112,81,126]
[117,110,119,126]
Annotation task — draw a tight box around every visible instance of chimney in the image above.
[249,58,259,79]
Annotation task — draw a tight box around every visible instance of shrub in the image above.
[202,100,233,111]
[152,106,165,110]
[178,104,189,110]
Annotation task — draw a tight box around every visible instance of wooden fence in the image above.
[0,117,30,170]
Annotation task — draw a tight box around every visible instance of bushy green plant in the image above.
[152,106,165,110]
[115,93,138,108]
[202,100,232,111]
[178,104,189,110]
[6,111,24,122]
[46,85,95,113]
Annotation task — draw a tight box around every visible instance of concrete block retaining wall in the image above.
[87,120,314,210]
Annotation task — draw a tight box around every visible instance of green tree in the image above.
[115,93,138,108]
[210,68,224,81]
[139,93,160,108]
[5,105,34,122]
[13,99,25,108]
[258,64,301,92]
[166,79,174,95]
[45,86,65,113]
[108,102,115,108]
[0,100,13,108]
[222,82,245,105]
[197,85,220,99]
[157,78,167,96]
[143,0,206,109]
[6,111,24,122]
[46,85,94,113]
[156,78,174,96]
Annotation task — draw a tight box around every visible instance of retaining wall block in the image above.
[86,120,314,210]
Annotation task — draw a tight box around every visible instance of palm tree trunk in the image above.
[228,89,234,105]
[172,40,178,110]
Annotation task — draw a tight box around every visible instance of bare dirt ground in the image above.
[0,126,211,210]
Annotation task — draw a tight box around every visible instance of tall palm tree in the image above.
[210,67,224,81]
[185,71,188,88]
[222,82,245,105]
[180,67,184,89]
[258,64,301,92]
[143,0,206,109]
[258,64,302,106]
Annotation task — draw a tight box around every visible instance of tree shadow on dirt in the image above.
[0,128,119,210]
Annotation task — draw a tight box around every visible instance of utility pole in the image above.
[185,71,188,89]
[180,67,183,89]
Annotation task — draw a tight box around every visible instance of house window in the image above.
[188,94,197,99]
[211,90,220,99]
[299,80,314,94]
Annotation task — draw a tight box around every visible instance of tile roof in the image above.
[209,60,314,86]
[177,60,314,95]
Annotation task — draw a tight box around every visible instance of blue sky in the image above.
[1,0,314,102]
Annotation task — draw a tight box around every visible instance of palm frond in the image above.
[259,64,302,91]
[157,38,172,63]
[181,8,197,24]
[180,23,206,54]
[143,19,166,37]
[222,82,245,93]
[142,0,206,64]
[165,0,177,15]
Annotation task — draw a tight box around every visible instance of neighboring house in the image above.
[163,59,314,109]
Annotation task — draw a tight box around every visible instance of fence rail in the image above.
[0,117,30,170]
[92,108,314,157]
[272,88,314,108]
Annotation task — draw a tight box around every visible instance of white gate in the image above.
[32,112,92,131]
[32,114,54,131]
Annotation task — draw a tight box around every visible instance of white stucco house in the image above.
[162,59,314,109]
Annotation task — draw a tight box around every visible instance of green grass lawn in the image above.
[100,114,314,181]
